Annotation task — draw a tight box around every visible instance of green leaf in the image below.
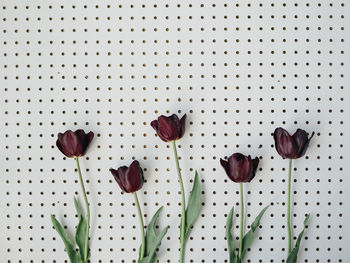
[51,215,80,263]
[184,171,201,241]
[74,197,88,260]
[140,255,157,263]
[75,215,87,260]
[225,207,237,263]
[286,214,310,263]
[241,205,269,259]
[139,207,169,263]
[74,197,83,218]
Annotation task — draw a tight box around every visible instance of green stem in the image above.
[238,183,244,262]
[75,157,90,262]
[134,192,145,261]
[287,158,293,255]
[172,140,186,263]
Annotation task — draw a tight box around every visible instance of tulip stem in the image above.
[172,140,186,263]
[133,192,145,261]
[287,159,293,255]
[238,183,244,262]
[75,157,90,262]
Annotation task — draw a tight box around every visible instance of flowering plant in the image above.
[51,129,94,263]
[151,113,201,263]
[274,127,314,262]
[47,119,317,263]
[111,160,169,263]
[221,153,269,263]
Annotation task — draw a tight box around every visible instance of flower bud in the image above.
[273,127,314,159]
[56,129,94,158]
[150,114,186,142]
[220,153,259,183]
[110,160,144,193]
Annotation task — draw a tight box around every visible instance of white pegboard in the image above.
[0,0,349,262]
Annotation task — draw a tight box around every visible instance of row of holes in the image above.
[1,2,347,10]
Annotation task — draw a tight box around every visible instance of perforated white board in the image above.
[0,0,349,262]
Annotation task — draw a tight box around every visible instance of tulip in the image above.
[110,160,144,193]
[111,160,169,261]
[220,153,259,183]
[273,127,314,259]
[56,129,94,158]
[151,113,201,263]
[110,160,146,260]
[150,114,186,142]
[274,127,314,159]
[52,129,94,262]
[220,153,266,263]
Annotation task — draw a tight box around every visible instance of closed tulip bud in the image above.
[56,129,94,158]
[273,127,315,159]
[220,153,259,183]
[110,160,144,193]
[150,114,186,142]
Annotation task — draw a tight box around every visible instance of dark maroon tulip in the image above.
[220,153,259,183]
[150,114,186,142]
[56,129,94,158]
[110,160,144,193]
[273,127,315,159]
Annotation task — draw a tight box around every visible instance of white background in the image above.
[0,0,349,262]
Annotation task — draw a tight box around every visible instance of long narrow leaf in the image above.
[184,171,201,240]
[75,215,87,260]
[145,207,163,255]
[241,205,269,259]
[74,197,83,218]
[286,214,310,263]
[73,197,87,260]
[139,207,169,263]
[225,207,237,263]
[140,226,169,263]
[51,215,80,263]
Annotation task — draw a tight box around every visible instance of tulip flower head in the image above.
[274,127,315,159]
[110,160,144,193]
[56,129,94,158]
[150,114,186,142]
[220,153,259,183]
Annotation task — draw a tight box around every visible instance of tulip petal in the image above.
[58,131,77,157]
[62,130,82,157]
[157,115,178,142]
[293,129,314,158]
[179,114,187,139]
[168,114,182,139]
[292,129,308,155]
[274,127,298,159]
[150,120,159,132]
[125,160,144,193]
[72,129,88,157]
[220,158,230,178]
[169,114,180,127]
[249,157,260,182]
[111,167,128,192]
[238,155,253,183]
[87,131,94,145]
[56,133,74,158]
[228,153,250,183]
[82,130,94,156]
